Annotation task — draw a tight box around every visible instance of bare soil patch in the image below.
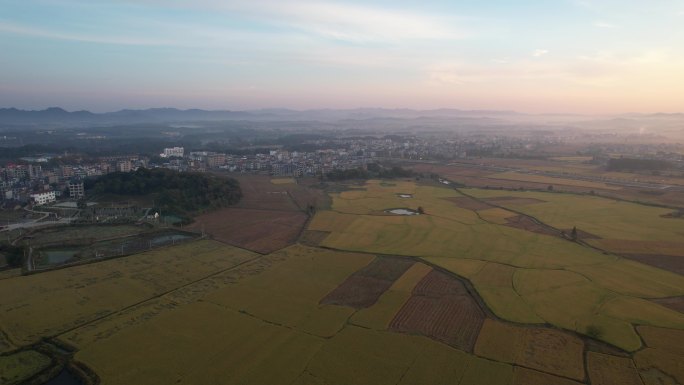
[232,175,299,211]
[389,270,485,352]
[443,196,493,211]
[621,253,684,276]
[504,215,560,237]
[189,208,307,254]
[321,257,414,309]
[482,196,547,206]
[651,297,684,313]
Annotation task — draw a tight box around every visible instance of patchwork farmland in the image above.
[1,177,683,384]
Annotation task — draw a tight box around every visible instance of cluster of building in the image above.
[7,129,679,208]
[180,149,373,176]
[0,155,147,206]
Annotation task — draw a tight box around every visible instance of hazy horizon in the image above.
[1,0,683,114]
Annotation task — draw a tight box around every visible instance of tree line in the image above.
[86,168,242,214]
[606,158,672,172]
[325,165,414,181]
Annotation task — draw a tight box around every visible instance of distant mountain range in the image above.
[1,107,681,127]
[0,107,529,126]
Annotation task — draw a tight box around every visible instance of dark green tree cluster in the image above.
[326,168,370,181]
[88,168,242,213]
[325,165,414,181]
[0,244,24,267]
[606,158,672,172]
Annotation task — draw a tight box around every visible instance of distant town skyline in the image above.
[1,0,683,114]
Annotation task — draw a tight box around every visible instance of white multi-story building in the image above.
[161,147,184,158]
[30,191,56,205]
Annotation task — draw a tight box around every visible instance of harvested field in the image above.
[321,257,414,309]
[651,297,684,313]
[413,269,469,297]
[190,208,307,254]
[298,230,330,247]
[389,270,485,351]
[287,183,327,211]
[232,175,299,211]
[443,196,493,211]
[475,319,585,381]
[482,196,547,206]
[348,264,433,330]
[232,175,327,212]
[504,215,560,237]
[621,253,684,275]
[586,352,643,385]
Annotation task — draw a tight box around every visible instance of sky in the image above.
[0,0,683,114]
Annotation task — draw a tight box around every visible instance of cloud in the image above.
[533,49,549,57]
[77,0,465,43]
[594,21,617,28]
[491,58,510,64]
[212,1,465,43]
[0,21,171,46]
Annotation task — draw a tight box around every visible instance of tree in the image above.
[0,244,24,268]
[547,185,554,191]
[571,226,578,241]
[417,206,425,214]
[586,324,604,339]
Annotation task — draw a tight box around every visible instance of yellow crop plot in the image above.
[307,180,684,350]
[513,367,584,385]
[466,188,684,244]
[485,171,621,190]
[0,350,51,385]
[475,320,585,381]
[4,178,684,384]
[202,245,373,338]
[0,240,257,345]
[587,352,643,385]
[76,301,325,385]
[634,326,684,384]
[271,177,296,184]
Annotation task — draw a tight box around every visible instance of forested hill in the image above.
[87,168,241,213]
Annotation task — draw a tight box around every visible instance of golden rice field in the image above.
[308,180,684,351]
[2,179,684,384]
[484,171,622,190]
[270,177,296,184]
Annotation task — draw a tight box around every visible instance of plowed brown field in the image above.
[389,270,485,351]
[321,257,415,309]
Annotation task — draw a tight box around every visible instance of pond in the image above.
[397,194,413,198]
[42,250,78,264]
[160,215,184,224]
[386,208,420,216]
[148,233,194,247]
[46,369,82,385]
